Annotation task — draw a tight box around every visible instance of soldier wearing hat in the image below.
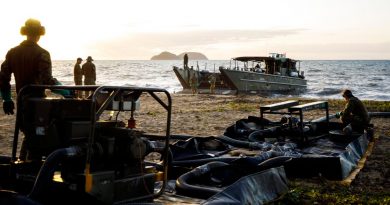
[0,18,70,160]
[0,18,63,114]
[81,56,96,97]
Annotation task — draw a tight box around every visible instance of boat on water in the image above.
[173,53,307,94]
[172,65,234,94]
[221,53,307,94]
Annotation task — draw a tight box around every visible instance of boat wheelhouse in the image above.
[220,53,307,94]
[173,53,307,94]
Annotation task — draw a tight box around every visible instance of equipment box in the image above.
[63,121,91,140]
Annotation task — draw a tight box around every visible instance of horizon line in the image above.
[50,59,390,61]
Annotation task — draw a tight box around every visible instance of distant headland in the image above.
[151,51,208,60]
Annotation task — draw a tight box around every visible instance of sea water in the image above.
[2,60,390,101]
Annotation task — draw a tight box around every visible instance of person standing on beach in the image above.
[0,18,64,114]
[82,56,96,97]
[183,53,189,69]
[0,18,69,160]
[74,57,83,98]
[335,89,370,134]
[190,72,198,94]
[208,74,216,94]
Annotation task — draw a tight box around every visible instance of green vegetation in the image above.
[146,111,157,116]
[278,184,390,205]
[363,100,390,112]
[216,106,227,112]
[227,101,257,112]
[195,101,257,113]
[194,98,390,114]
[328,99,390,112]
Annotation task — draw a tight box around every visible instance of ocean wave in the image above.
[46,60,390,101]
[367,83,378,87]
[370,77,383,81]
[307,68,322,72]
[314,88,342,96]
[335,71,346,75]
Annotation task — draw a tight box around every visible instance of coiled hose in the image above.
[172,156,237,167]
[176,161,229,199]
[247,126,280,142]
[368,112,390,118]
[175,156,293,199]
[28,147,82,200]
[217,135,270,150]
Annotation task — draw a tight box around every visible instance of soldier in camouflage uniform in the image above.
[74,57,83,98]
[0,18,60,114]
[82,56,96,97]
[0,18,65,159]
[336,89,370,133]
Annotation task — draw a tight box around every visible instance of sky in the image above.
[0,0,389,60]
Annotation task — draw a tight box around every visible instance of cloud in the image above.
[95,29,305,49]
[128,29,304,46]
[289,42,390,60]
[86,28,390,60]
[88,28,304,59]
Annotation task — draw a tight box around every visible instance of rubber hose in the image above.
[256,150,283,162]
[257,156,292,170]
[248,126,279,142]
[368,112,390,118]
[217,135,264,150]
[236,120,253,130]
[28,147,81,200]
[172,149,287,167]
[228,150,284,167]
[176,161,229,199]
[311,114,336,123]
[172,157,237,167]
[170,134,194,140]
[0,190,42,205]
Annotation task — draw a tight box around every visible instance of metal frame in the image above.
[260,100,330,142]
[288,101,329,142]
[13,85,172,202]
[259,100,300,129]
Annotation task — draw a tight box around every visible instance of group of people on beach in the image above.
[184,53,217,95]
[0,18,371,150]
[73,56,96,98]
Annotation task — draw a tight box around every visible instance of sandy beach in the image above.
[0,93,389,199]
[138,93,390,194]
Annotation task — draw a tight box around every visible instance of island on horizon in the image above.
[151,51,208,60]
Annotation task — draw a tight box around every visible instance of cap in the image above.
[342,89,353,98]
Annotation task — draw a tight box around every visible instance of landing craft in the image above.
[173,53,307,94]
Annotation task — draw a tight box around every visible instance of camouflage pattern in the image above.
[82,61,96,85]
[73,63,83,85]
[341,96,370,129]
[82,61,96,97]
[0,40,57,95]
